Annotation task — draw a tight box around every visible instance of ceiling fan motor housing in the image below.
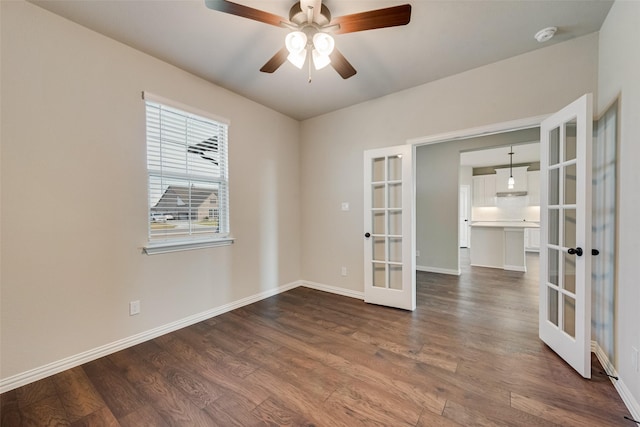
[289,2,331,26]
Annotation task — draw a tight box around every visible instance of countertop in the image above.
[471,221,540,228]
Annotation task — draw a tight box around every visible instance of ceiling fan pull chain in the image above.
[308,49,312,83]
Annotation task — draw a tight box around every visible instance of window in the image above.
[143,93,231,254]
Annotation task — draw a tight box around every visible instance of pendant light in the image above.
[508,146,515,189]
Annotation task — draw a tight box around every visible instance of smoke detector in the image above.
[535,27,557,43]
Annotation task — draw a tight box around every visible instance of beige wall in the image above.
[0,1,300,380]
[3,2,636,412]
[301,33,598,291]
[598,0,640,407]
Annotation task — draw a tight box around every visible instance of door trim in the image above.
[408,114,549,147]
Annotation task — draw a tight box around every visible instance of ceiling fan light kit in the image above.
[204,0,412,80]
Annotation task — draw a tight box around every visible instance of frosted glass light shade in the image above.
[312,32,334,56]
[508,176,515,189]
[312,50,331,70]
[285,31,307,68]
[287,50,307,69]
[285,31,307,54]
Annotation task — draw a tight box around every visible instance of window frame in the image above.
[142,92,233,254]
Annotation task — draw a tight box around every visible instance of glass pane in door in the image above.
[549,168,559,205]
[389,238,402,262]
[372,184,385,209]
[564,209,576,249]
[373,263,386,288]
[388,183,402,208]
[549,209,559,245]
[548,248,559,286]
[564,163,577,204]
[388,155,402,181]
[563,253,576,293]
[373,212,385,234]
[548,288,559,326]
[372,158,385,182]
[564,120,577,161]
[372,237,385,261]
[563,295,576,338]
[388,211,402,236]
[549,127,560,165]
[389,265,402,290]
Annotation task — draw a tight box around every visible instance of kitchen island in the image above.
[469,221,540,272]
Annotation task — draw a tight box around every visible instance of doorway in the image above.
[414,124,541,276]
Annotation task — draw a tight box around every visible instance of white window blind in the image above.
[144,96,229,247]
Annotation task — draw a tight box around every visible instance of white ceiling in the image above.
[29,0,613,121]
[460,142,540,168]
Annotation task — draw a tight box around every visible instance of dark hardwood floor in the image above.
[1,251,633,426]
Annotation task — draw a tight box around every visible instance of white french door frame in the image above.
[459,184,471,248]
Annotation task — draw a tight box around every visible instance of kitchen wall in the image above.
[472,204,540,222]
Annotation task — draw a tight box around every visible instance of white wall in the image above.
[301,33,599,290]
[598,0,640,409]
[0,1,301,381]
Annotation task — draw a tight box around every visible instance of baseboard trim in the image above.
[504,264,527,272]
[300,280,365,300]
[0,280,302,394]
[416,265,461,276]
[592,340,640,422]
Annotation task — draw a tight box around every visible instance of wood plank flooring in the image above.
[1,251,633,426]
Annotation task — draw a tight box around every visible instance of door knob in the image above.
[592,249,600,256]
[567,247,583,256]
[365,232,371,238]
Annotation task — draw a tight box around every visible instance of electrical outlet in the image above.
[341,202,350,211]
[341,266,347,276]
[129,300,141,316]
[416,250,420,257]
[633,347,639,373]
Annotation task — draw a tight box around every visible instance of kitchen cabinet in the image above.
[495,166,528,193]
[472,174,496,207]
[470,222,540,271]
[525,227,540,252]
[527,170,540,206]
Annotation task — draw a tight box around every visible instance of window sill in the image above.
[143,237,234,255]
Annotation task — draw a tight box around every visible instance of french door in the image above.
[539,94,593,378]
[363,145,415,311]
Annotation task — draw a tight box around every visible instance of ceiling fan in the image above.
[204,0,412,80]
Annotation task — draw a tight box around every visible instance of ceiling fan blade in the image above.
[329,49,357,79]
[205,0,288,27]
[260,47,289,74]
[331,4,411,35]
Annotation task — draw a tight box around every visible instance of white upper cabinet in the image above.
[472,174,496,206]
[527,170,540,205]
[494,166,529,192]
